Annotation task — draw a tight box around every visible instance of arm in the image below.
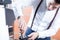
[37,9,60,38]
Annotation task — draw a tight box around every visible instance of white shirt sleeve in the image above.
[37,9,60,38]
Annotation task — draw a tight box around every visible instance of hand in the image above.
[18,16,27,35]
[28,32,39,40]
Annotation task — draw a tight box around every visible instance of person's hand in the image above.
[18,16,27,35]
[18,17,25,31]
[28,32,39,40]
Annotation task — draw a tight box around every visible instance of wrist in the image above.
[35,32,39,38]
[37,32,39,38]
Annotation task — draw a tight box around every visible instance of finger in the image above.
[28,34,34,40]
[28,38,34,40]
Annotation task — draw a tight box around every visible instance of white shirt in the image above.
[27,0,60,38]
[28,0,47,27]
[28,8,60,38]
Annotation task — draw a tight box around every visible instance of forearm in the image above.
[37,26,59,38]
[37,16,60,38]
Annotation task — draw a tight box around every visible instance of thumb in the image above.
[28,33,33,38]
